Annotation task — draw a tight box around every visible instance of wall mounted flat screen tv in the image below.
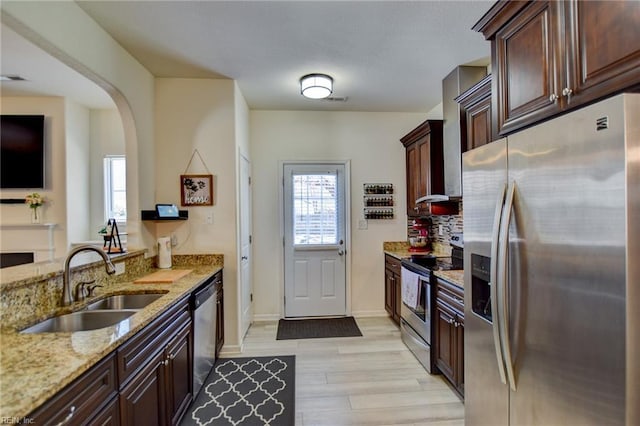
[1,115,45,189]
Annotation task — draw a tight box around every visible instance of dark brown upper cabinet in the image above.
[457,74,493,152]
[400,120,444,217]
[474,0,640,136]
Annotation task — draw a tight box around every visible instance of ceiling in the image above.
[2,0,493,112]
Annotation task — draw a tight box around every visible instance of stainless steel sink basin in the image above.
[86,293,165,311]
[21,310,136,334]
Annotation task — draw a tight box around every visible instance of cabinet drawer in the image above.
[436,278,464,314]
[30,352,118,425]
[117,296,191,388]
[384,255,401,275]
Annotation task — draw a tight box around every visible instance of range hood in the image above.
[415,194,460,204]
[437,65,487,200]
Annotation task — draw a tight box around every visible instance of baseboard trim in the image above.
[219,344,243,356]
[252,312,389,321]
[252,313,281,322]
[352,310,389,318]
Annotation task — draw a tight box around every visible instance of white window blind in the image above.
[292,173,338,245]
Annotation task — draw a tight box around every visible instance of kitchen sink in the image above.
[86,293,166,311]
[21,310,136,334]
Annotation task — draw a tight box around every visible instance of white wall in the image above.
[89,109,126,235]
[2,1,155,251]
[0,97,68,260]
[65,99,91,244]
[250,110,426,318]
[154,78,242,349]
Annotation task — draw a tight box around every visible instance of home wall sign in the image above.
[180,174,213,206]
[181,149,214,206]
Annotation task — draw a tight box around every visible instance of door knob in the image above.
[337,249,344,256]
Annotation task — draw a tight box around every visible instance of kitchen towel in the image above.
[401,267,420,309]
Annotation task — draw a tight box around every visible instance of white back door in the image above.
[283,163,346,317]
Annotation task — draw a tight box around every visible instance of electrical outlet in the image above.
[438,225,443,236]
[205,213,213,225]
[171,234,178,246]
[115,262,125,275]
[358,219,368,230]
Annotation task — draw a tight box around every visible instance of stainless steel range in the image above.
[400,255,456,373]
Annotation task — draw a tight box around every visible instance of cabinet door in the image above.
[465,94,492,151]
[405,143,420,215]
[165,323,193,426]
[434,302,456,383]
[393,271,402,324]
[120,351,167,426]
[494,0,563,135]
[215,287,225,357]
[564,0,640,108]
[456,318,465,397]
[384,268,394,318]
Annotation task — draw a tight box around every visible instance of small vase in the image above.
[31,208,41,224]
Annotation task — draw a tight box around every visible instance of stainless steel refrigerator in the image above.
[463,93,639,425]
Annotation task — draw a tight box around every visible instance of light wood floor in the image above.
[226,316,465,426]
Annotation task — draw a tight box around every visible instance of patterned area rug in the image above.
[276,316,362,340]
[181,356,295,426]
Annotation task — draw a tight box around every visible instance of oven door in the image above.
[400,265,431,345]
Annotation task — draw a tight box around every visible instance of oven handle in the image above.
[490,183,508,386]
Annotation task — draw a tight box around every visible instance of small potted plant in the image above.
[25,192,46,224]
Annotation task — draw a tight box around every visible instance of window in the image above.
[104,156,126,222]
[292,173,338,245]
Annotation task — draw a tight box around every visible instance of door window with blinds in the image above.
[292,172,338,246]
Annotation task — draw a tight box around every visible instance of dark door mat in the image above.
[181,356,295,426]
[276,316,362,340]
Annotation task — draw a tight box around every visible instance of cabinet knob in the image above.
[549,93,558,103]
[414,207,419,212]
[562,87,573,97]
[56,406,76,426]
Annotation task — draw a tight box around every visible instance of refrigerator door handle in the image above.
[490,183,508,385]
[498,180,517,391]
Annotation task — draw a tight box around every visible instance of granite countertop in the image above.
[384,241,464,288]
[383,241,451,261]
[434,270,464,289]
[0,264,222,420]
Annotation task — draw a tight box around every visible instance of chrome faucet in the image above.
[62,245,116,306]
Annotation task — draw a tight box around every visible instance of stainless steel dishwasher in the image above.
[191,277,217,397]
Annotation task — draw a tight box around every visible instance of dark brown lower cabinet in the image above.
[120,321,192,426]
[90,397,120,426]
[215,279,224,357]
[384,254,402,324]
[29,353,119,425]
[434,277,464,399]
[27,269,227,426]
[166,323,193,425]
[120,350,166,426]
[118,297,193,425]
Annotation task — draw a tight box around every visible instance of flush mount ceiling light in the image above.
[300,73,333,99]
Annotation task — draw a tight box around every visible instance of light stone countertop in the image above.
[434,269,464,289]
[0,264,222,420]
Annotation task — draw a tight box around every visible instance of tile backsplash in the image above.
[407,201,463,246]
